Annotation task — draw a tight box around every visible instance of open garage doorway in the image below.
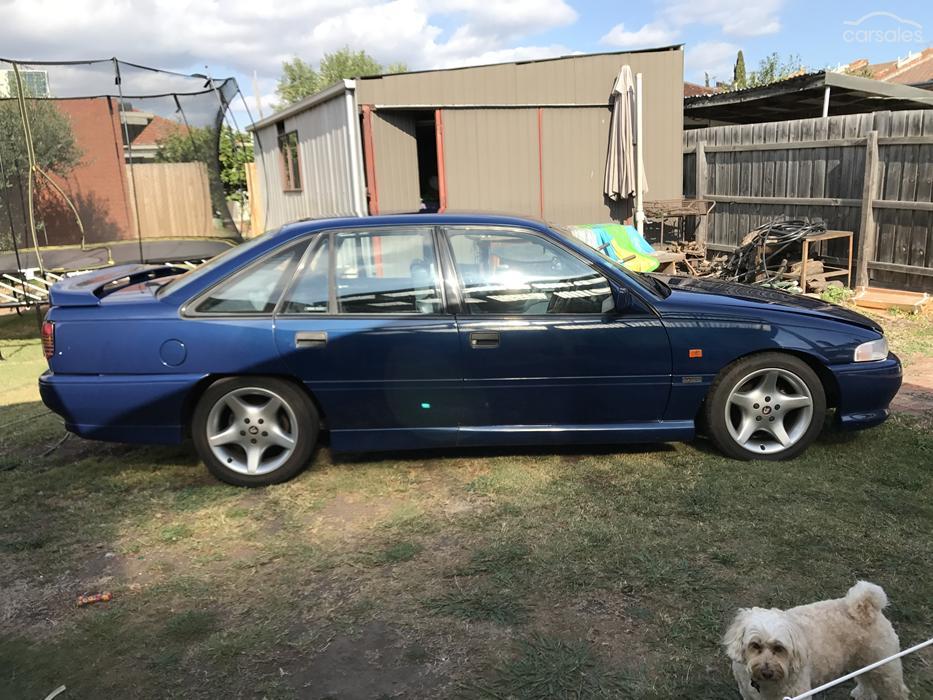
[361,108,444,214]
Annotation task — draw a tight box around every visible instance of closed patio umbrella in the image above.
[604,65,647,204]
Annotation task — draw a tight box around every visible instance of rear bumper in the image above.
[829,354,902,431]
[39,371,204,444]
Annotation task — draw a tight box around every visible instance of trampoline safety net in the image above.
[0,57,250,305]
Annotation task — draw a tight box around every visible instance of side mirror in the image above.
[602,286,632,314]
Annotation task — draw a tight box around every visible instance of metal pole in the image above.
[784,636,932,700]
[634,72,645,236]
[11,62,44,274]
[0,151,31,312]
[822,86,831,118]
[113,58,146,264]
[235,86,271,233]
[205,67,247,236]
[251,71,264,120]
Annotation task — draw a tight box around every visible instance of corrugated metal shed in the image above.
[443,109,540,216]
[251,82,365,230]
[251,48,683,229]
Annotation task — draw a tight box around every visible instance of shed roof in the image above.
[354,46,683,107]
[684,70,933,126]
[249,46,685,130]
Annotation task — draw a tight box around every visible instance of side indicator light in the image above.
[688,348,703,359]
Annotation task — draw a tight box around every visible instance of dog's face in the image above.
[724,608,805,685]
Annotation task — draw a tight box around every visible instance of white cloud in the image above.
[600,0,782,60]
[0,0,579,106]
[600,22,680,49]
[662,0,783,37]
[0,0,577,75]
[437,0,577,36]
[686,41,741,84]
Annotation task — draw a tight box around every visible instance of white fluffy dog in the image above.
[723,581,909,699]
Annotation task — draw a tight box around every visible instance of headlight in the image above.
[854,337,888,362]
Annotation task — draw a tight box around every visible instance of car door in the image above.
[273,226,462,451]
[442,225,672,437]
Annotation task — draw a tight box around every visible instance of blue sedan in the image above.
[39,214,902,486]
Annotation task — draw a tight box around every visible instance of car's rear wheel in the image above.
[706,353,826,461]
[192,377,318,486]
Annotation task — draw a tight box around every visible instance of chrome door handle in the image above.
[295,331,327,348]
[470,331,499,348]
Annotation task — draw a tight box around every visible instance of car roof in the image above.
[273,213,553,241]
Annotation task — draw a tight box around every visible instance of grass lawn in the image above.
[1,308,931,699]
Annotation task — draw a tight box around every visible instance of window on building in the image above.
[445,227,611,315]
[334,228,444,314]
[278,126,302,191]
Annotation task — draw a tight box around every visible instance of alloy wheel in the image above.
[724,367,814,455]
[205,386,299,475]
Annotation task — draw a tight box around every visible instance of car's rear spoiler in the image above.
[49,264,188,307]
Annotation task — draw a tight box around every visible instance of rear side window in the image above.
[334,228,443,314]
[194,244,304,314]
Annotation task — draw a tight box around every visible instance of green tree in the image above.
[733,50,747,88]
[275,57,320,107]
[746,53,806,88]
[275,47,408,107]
[0,99,82,249]
[155,124,253,202]
[0,99,81,189]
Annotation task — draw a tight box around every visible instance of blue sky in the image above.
[2,0,931,124]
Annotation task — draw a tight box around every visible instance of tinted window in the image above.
[280,239,329,314]
[158,233,280,298]
[446,228,611,315]
[194,244,303,314]
[335,228,443,314]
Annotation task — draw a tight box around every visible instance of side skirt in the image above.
[328,421,695,453]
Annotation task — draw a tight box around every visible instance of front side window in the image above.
[279,129,302,191]
[446,227,611,315]
[194,244,303,314]
[334,228,444,314]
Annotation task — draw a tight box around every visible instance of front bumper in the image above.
[828,354,902,430]
[39,371,204,444]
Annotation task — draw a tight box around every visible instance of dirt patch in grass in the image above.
[283,621,444,699]
[892,355,933,418]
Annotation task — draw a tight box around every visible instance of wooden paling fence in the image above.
[126,162,214,239]
[683,109,933,291]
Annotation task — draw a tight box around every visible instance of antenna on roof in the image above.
[252,71,264,120]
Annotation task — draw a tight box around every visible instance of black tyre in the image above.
[705,353,826,461]
[192,377,318,486]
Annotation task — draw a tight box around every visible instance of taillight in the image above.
[41,321,55,359]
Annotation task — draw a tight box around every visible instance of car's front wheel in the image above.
[192,377,318,486]
[706,353,826,460]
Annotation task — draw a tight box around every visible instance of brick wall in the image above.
[37,97,134,245]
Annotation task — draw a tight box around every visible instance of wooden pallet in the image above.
[852,287,931,314]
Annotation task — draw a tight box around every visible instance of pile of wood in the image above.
[786,259,846,294]
[660,240,707,275]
